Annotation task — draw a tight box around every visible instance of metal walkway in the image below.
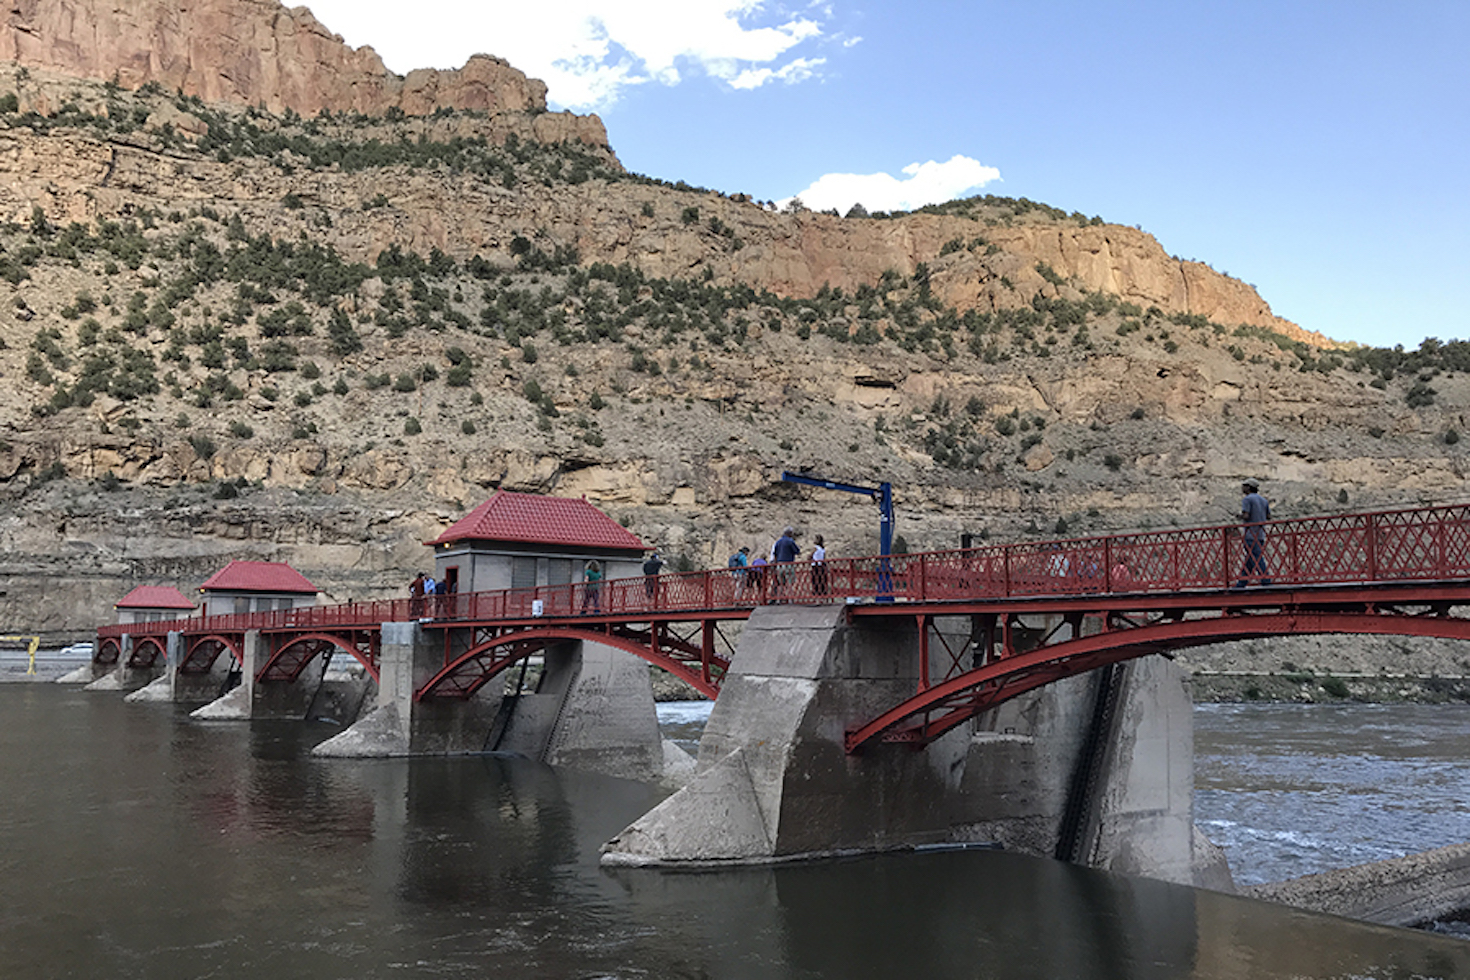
[98,502,1470,752]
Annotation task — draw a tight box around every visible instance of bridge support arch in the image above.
[191,629,375,722]
[602,605,1225,887]
[315,621,670,782]
[84,633,165,692]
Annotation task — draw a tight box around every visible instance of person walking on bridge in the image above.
[1233,479,1273,588]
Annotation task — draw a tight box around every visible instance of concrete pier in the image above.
[314,623,668,781]
[602,605,1224,886]
[83,634,163,693]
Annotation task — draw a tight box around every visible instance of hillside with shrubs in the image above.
[0,66,1466,642]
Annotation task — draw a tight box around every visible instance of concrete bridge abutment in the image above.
[602,605,1226,888]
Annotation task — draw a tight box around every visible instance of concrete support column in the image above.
[316,624,665,780]
[315,622,499,757]
[85,634,160,692]
[602,606,1216,888]
[191,629,261,720]
[495,639,663,781]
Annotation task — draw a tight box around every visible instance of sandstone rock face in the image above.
[0,0,605,145]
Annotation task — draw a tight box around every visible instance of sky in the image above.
[300,0,1468,350]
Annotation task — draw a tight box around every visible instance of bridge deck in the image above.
[96,502,1470,750]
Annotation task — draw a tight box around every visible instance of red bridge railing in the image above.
[98,502,1470,640]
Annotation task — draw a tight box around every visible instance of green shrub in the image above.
[1321,676,1350,698]
[461,420,477,435]
[1104,453,1124,471]
[404,417,422,435]
[228,420,254,439]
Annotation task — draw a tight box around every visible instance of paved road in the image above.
[0,648,91,681]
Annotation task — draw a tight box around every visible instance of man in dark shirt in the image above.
[642,552,664,603]
[772,527,800,597]
[1233,479,1273,588]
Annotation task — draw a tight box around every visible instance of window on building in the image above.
[511,557,537,591]
[548,559,572,588]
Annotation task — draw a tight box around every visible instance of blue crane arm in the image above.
[780,472,879,499]
[780,471,894,557]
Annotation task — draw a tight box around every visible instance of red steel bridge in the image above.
[98,503,1470,753]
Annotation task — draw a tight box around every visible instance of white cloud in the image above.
[728,57,826,90]
[299,0,833,110]
[780,155,1003,214]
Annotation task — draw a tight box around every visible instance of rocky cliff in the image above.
[0,0,606,137]
[0,19,1461,672]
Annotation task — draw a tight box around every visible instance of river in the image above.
[2,685,1468,978]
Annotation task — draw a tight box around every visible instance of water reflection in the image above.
[1,688,1468,979]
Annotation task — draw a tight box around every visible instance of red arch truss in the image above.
[94,637,122,667]
[179,634,244,674]
[126,636,167,669]
[846,606,1470,754]
[416,625,727,702]
[256,631,381,684]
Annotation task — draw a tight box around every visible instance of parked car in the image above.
[60,642,94,657]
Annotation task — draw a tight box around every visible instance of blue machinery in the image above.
[779,471,895,599]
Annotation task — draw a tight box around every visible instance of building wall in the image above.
[117,608,195,625]
[435,548,645,595]
[200,592,317,617]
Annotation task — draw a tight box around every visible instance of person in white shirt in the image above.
[810,534,828,595]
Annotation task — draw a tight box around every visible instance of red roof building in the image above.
[198,560,319,617]
[427,492,648,595]
[114,585,195,625]
[428,492,647,551]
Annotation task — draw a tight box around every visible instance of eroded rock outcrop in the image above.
[0,0,605,146]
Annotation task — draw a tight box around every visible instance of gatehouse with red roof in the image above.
[198,560,319,618]
[427,491,648,595]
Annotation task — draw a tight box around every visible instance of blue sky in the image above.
[302,1,1468,350]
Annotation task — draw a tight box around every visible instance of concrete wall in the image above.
[603,605,1214,888]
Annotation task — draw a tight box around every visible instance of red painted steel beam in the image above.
[256,632,382,683]
[180,634,244,674]
[844,609,1470,753]
[125,637,166,669]
[416,626,723,701]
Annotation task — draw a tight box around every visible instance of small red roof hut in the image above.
[114,585,196,625]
